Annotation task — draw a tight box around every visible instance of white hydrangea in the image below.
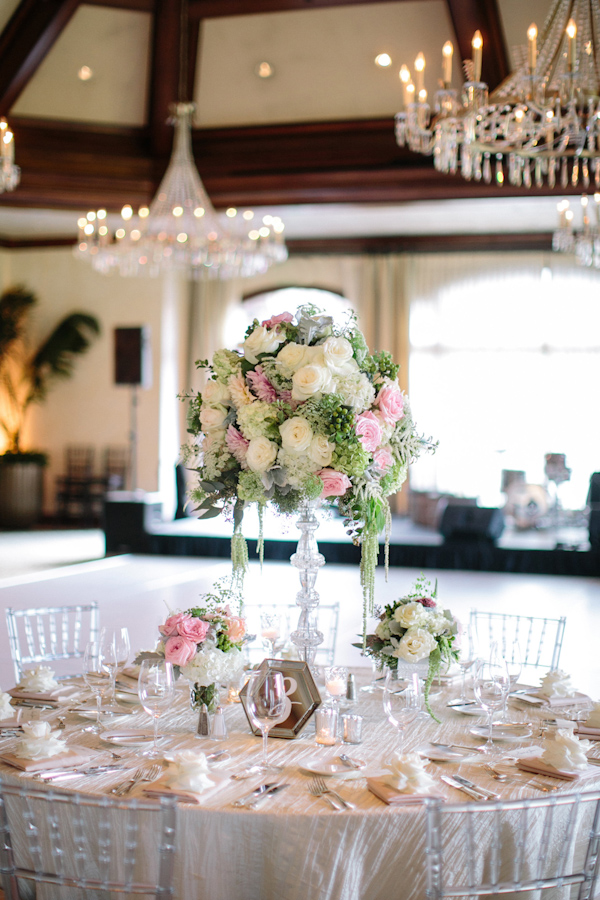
[424,612,452,636]
[333,371,375,410]
[181,646,244,688]
[278,448,319,486]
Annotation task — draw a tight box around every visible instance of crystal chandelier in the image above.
[553,193,600,265]
[0,118,19,194]
[396,0,600,190]
[75,102,287,280]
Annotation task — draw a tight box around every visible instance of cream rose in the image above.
[199,404,228,433]
[393,601,428,629]
[246,436,278,473]
[279,416,313,453]
[322,336,356,372]
[202,380,231,406]
[277,342,311,373]
[242,325,285,365]
[292,365,333,401]
[394,627,437,662]
[308,434,334,467]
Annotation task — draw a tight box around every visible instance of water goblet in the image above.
[499,639,522,722]
[82,640,112,733]
[360,660,381,694]
[260,611,282,657]
[383,668,418,751]
[456,624,477,702]
[245,669,286,773]
[472,650,510,754]
[137,659,175,758]
[101,627,130,711]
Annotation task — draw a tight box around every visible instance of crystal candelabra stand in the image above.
[290,500,325,668]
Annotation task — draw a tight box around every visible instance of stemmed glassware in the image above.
[457,624,477,703]
[383,668,419,751]
[101,627,130,711]
[82,640,112,733]
[260,611,282,657]
[245,669,286,772]
[137,659,175,758]
[499,639,522,722]
[472,647,510,754]
[360,660,381,694]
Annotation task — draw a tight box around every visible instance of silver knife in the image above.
[440,774,487,800]
[34,766,122,781]
[452,773,499,799]
[247,784,290,809]
[232,782,279,807]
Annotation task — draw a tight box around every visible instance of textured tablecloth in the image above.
[2,670,600,900]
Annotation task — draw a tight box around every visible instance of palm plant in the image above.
[0,285,100,456]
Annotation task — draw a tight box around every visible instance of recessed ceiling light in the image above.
[375,53,392,68]
[255,62,274,79]
[78,66,93,82]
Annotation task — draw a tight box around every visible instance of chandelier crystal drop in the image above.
[396,0,600,190]
[75,103,287,280]
[0,118,20,194]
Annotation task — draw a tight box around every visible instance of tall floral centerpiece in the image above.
[182,307,434,656]
[137,580,246,712]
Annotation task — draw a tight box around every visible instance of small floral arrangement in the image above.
[182,306,434,620]
[357,575,458,719]
[136,579,246,711]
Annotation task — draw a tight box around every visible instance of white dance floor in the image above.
[0,553,599,699]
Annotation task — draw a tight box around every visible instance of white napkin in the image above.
[382,751,436,794]
[17,666,59,694]
[0,692,15,721]
[584,702,600,729]
[13,721,67,760]
[541,728,591,773]
[538,669,576,700]
[162,750,215,793]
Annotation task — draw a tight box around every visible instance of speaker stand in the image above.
[129,385,138,491]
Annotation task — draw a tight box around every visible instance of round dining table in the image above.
[2,667,600,900]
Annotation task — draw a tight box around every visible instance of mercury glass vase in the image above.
[290,500,325,668]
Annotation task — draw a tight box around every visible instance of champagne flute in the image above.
[137,659,175,758]
[245,669,286,772]
[82,640,111,733]
[472,648,510,754]
[383,668,418,751]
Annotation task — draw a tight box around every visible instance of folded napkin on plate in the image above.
[9,666,80,702]
[577,701,600,737]
[516,758,586,781]
[533,670,590,707]
[381,751,436,794]
[0,691,17,721]
[517,728,593,781]
[367,777,436,805]
[0,716,23,730]
[536,692,590,708]
[0,744,96,772]
[142,750,219,804]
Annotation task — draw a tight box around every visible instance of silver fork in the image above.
[311,776,355,810]
[309,778,342,810]
[111,764,162,796]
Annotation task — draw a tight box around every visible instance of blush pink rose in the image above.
[163,635,197,666]
[178,616,210,643]
[226,616,246,642]
[159,612,190,637]
[318,468,352,498]
[373,446,394,473]
[376,383,404,424]
[261,311,294,328]
[355,410,383,452]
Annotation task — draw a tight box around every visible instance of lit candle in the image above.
[442,41,453,85]
[567,18,577,69]
[399,64,411,106]
[315,707,338,745]
[326,676,346,697]
[406,82,415,105]
[527,23,537,70]
[261,627,279,642]
[2,130,13,164]
[472,30,483,82]
[414,52,425,93]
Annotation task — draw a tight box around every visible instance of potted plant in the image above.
[0,286,100,528]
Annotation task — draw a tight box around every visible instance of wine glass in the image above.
[137,659,175,758]
[102,627,131,711]
[383,668,418,751]
[472,649,510,754]
[245,669,286,772]
[360,659,381,694]
[456,624,477,703]
[260,611,282,657]
[499,639,522,722]
[82,640,111,733]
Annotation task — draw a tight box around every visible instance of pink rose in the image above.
[373,446,394,473]
[159,612,190,637]
[163,635,197,666]
[178,616,210,643]
[355,410,383,453]
[226,616,246,642]
[415,597,436,608]
[261,311,294,328]
[318,468,352,498]
[376,383,404,425]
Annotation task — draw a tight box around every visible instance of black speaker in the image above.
[588,473,600,507]
[439,505,505,542]
[114,327,151,386]
[589,506,600,548]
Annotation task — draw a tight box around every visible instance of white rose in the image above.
[277,342,311,373]
[279,416,313,453]
[243,325,285,365]
[394,627,437,663]
[393,601,428,629]
[202,380,231,406]
[322,336,356,372]
[292,365,334,401]
[199,404,228,433]
[308,434,334,467]
[246,436,278,473]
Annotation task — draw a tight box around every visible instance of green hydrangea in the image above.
[202,432,231,480]
[211,349,242,382]
[331,442,369,478]
[302,395,358,445]
[380,458,408,496]
[237,470,268,504]
[237,401,281,441]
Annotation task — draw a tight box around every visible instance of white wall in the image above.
[0,246,189,516]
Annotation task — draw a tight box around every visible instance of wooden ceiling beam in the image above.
[148,0,182,157]
[445,0,509,90]
[0,0,81,113]
[188,0,424,19]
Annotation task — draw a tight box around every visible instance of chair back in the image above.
[424,790,600,899]
[5,602,100,683]
[0,779,177,897]
[244,601,340,668]
[65,444,95,479]
[104,445,129,490]
[469,609,566,676]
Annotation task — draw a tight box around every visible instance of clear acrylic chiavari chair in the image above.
[469,610,566,681]
[0,779,177,898]
[5,602,100,683]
